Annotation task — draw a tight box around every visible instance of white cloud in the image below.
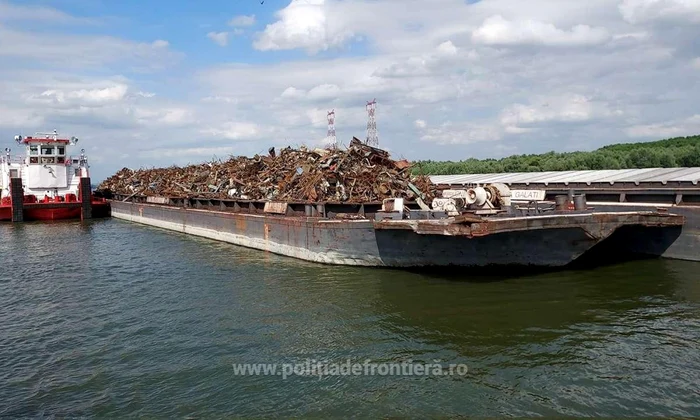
[28,84,129,106]
[504,125,534,134]
[0,0,93,24]
[201,56,400,108]
[307,83,341,100]
[201,95,238,103]
[612,31,650,41]
[472,15,610,47]
[207,31,229,47]
[414,119,427,129]
[139,146,240,159]
[619,0,700,24]
[152,40,169,48]
[436,40,458,56]
[305,108,330,128]
[499,94,620,129]
[229,14,256,27]
[154,108,193,125]
[419,122,502,145]
[201,122,261,140]
[373,57,433,78]
[0,68,199,141]
[625,115,700,138]
[407,83,459,104]
[0,25,179,69]
[0,104,41,126]
[253,0,355,53]
[280,87,306,99]
[372,40,471,79]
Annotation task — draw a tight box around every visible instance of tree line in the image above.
[413,135,700,175]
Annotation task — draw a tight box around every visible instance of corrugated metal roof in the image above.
[430,167,700,185]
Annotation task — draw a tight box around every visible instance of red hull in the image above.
[0,202,110,221]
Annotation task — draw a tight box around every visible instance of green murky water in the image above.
[1,219,699,417]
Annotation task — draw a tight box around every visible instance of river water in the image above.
[1,219,699,417]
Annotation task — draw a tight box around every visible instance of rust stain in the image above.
[374,212,684,239]
[470,223,489,237]
[235,217,247,232]
[264,223,270,241]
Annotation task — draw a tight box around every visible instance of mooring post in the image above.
[10,177,24,222]
[80,177,92,220]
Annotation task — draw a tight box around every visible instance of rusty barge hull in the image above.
[110,201,683,267]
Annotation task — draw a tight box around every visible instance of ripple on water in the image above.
[0,220,699,417]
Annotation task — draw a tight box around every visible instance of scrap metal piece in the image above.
[99,141,438,204]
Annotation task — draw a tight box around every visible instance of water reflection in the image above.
[371,260,697,351]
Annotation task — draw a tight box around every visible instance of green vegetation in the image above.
[413,135,700,175]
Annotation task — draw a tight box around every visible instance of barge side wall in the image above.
[588,203,699,262]
[110,201,383,266]
[111,201,602,267]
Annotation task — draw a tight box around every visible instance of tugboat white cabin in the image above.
[0,130,88,202]
[1,130,110,222]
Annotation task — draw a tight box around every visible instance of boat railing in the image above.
[1,156,25,164]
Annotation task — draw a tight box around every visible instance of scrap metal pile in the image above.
[98,138,436,203]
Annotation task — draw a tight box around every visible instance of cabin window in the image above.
[72,159,80,164]
[9,169,19,178]
[41,157,55,164]
[29,157,38,164]
[29,146,39,155]
[57,157,65,164]
[57,146,65,155]
[41,146,54,155]
[75,168,81,176]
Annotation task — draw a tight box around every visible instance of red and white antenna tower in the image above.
[326,109,336,147]
[365,99,378,147]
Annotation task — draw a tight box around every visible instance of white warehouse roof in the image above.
[430,168,700,186]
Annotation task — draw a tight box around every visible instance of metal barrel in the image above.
[555,195,568,211]
[573,194,587,211]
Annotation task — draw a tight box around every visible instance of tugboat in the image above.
[0,130,110,221]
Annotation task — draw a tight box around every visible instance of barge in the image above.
[0,131,110,222]
[109,185,684,267]
[432,169,700,262]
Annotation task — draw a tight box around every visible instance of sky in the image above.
[0,0,699,181]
